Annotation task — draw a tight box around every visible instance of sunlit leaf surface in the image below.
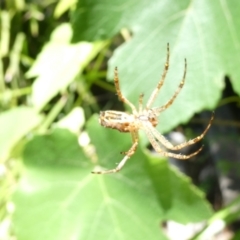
[13,126,167,240]
[72,0,240,132]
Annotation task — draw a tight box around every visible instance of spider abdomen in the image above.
[99,110,138,132]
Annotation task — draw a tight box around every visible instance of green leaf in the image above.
[27,23,107,111]
[54,0,77,18]
[0,106,43,161]
[13,125,167,240]
[72,0,240,132]
[23,128,87,167]
[55,106,85,133]
[232,230,240,240]
[145,152,213,223]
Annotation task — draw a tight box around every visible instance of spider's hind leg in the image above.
[120,131,139,156]
[151,112,214,151]
[91,132,139,174]
[91,142,138,174]
[144,124,204,160]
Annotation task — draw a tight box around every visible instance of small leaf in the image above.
[54,0,77,18]
[55,107,85,133]
[27,23,107,111]
[0,106,42,161]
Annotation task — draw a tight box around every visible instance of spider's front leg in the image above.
[91,132,139,174]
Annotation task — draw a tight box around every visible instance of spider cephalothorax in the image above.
[92,44,214,174]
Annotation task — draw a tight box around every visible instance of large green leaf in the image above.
[88,115,213,223]
[145,152,213,223]
[72,0,240,132]
[13,114,214,239]
[13,126,167,240]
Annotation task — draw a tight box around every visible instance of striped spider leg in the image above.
[92,44,214,174]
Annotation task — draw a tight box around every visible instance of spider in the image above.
[92,43,214,174]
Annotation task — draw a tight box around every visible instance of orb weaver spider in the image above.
[92,44,214,174]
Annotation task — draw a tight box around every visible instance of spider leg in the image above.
[146,43,170,109]
[114,67,137,112]
[154,113,214,150]
[139,93,144,113]
[143,124,204,159]
[148,113,214,151]
[121,131,139,155]
[91,131,139,174]
[153,58,186,115]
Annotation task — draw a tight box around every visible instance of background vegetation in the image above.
[1,0,240,239]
